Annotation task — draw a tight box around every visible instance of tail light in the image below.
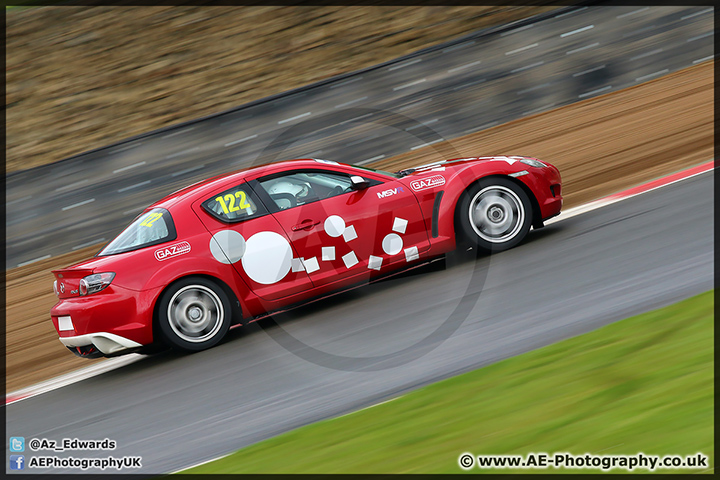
[79,272,116,296]
[53,280,59,297]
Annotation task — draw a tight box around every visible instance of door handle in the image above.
[291,220,320,231]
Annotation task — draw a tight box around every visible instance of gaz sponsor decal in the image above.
[154,241,191,261]
[410,174,445,192]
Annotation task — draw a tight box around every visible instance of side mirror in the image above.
[350,175,369,190]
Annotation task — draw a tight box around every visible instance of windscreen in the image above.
[98,208,176,256]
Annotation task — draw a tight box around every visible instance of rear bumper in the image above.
[59,332,143,356]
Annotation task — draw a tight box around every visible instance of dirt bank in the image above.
[6,5,556,173]
[5,61,713,392]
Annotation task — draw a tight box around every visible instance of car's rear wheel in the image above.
[157,277,231,352]
[457,177,533,253]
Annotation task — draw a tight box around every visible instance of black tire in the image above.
[157,277,232,352]
[456,177,533,253]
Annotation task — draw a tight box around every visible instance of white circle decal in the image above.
[382,233,403,255]
[242,231,293,284]
[324,215,346,238]
[210,230,246,264]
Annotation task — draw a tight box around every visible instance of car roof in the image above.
[148,159,364,211]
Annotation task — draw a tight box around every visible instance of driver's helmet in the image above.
[266,180,305,198]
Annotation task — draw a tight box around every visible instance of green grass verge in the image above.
[183,291,714,474]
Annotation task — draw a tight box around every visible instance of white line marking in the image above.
[688,31,713,42]
[623,25,657,38]
[171,164,205,177]
[398,98,433,112]
[630,48,663,61]
[617,7,649,19]
[113,161,146,174]
[579,85,612,98]
[169,452,234,474]
[109,143,139,154]
[442,41,475,53]
[118,181,151,193]
[545,164,713,225]
[393,78,427,91]
[636,70,669,82]
[475,121,498,131]
[693,55,714,64]
[7,195,32,205]
[278,112,311,124]
[389,58,422,71]
[573,64,606,77]
[505,43,538,55]
[410,139,443,150]
[339,112,373,125]
[335,96,368,109]
[61,198,95,211]
[448,60,481,73]
[555,6,587,18]
[123,208,140,216]
[6,354,145,406]
[55,179,89,192]
[517,82,552,95]
[166,147,199,159]
[500,24,534,36]
[11,234,48,247]
[357,154,385,165]
[405,118,438,131]
[511,61,544,73]
[330,77,363,89]
[224,134,257,147]
[560,25,594,37]
[162,127,194,139]
[522,103,555,116]
[453,78,487,90]
[681,8,713,21]
[16,255,51,267]
[566,42,600,55]
[11,164,712,407]
[72,238,106,250]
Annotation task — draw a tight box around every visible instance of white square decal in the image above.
[342,251,359,268]
[303,257,320,273]
[392,217,408,234]
[367,255,383,271]
[58,316,74,332]
[322,246,335,261]
[291,258,305,272]
[404,246,419,262]
[343,225,358,242]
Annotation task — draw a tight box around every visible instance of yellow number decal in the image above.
[140,212,163,227]
[235,190,251,209]
[224,193,240,212]
[215,196,230,214]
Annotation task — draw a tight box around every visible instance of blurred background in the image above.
[5,3,714,474]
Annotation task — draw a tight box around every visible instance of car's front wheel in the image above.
[457,177,533,253]
[157,277,231,352]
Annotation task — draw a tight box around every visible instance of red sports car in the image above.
[51,157,562,358]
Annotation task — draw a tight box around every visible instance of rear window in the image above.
[202,183,267,223]
[98,208,176,256]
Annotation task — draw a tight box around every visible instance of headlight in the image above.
[79,272,115,296]
[520,158,548,168]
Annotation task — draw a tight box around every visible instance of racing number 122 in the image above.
[215,191,251,215]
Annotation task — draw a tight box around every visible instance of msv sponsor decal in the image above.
[410,175,445,192]
[155,241,191,261]
[377,186,404,199]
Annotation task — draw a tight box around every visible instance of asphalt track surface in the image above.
[5,5,714,268]
[5,171,713,474]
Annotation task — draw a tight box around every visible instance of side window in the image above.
[202,182,267,223]
[258,171,358,211]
